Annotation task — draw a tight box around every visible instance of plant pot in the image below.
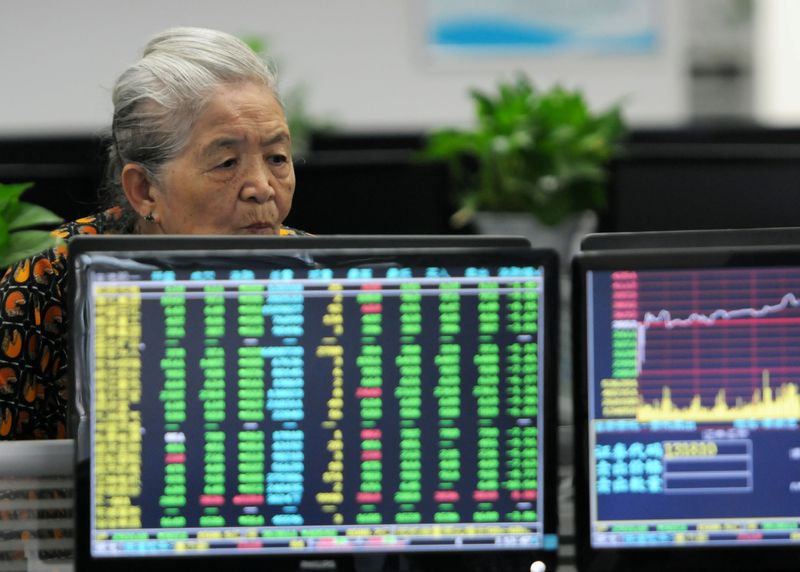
[473,210,597,265]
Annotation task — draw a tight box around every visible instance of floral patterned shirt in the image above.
[0,207,307,439]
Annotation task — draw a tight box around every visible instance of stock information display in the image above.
[88,257,548,557]
[586,266,800,549]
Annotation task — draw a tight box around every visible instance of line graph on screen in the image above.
[602,267,800,422]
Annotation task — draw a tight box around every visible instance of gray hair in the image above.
[104,27,281,231]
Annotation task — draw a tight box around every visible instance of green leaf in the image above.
[0,182,32,201]
[8,203,63,231]
[0,216,9,252]
[0,230,58,269]
[471,90,496,126]
[421,129,479,159]
[239,35,265,55]
[0,182,32,215]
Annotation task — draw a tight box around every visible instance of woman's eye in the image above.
[268,154,289,166]
[217,158,237,169]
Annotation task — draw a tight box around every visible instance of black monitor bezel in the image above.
[573,245,800,572]
[581,227,800,252]
[69,235,559,572]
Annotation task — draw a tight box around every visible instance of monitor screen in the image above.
[574,247,800,572]
[70,237,558,571]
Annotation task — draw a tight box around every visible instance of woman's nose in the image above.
[240,160,276,203]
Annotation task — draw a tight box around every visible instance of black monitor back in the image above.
[604,127,800,232]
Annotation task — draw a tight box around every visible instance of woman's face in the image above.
[146,82,295,235]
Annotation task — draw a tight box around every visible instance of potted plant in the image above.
[422,75,625,255]
[0,183,62,268]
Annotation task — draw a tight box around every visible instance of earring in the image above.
[144,212,155,223]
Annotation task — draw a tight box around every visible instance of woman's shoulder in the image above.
[0,207,122,293]
[0,208,119,439]
[51,206,124,240]
[279,225,313,237]
[1,213,309,286]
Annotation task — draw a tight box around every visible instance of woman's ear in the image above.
[121,163,158,216]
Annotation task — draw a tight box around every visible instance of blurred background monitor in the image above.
[0,135,459,235]
[7,128,800,237]
[284,151,457,234]
[602,127,800,232]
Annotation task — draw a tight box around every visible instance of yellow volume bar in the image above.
[638,370,800,422]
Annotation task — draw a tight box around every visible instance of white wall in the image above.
[754,0,800,125]
[0,0,689,135]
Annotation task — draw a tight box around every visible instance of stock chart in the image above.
[88,258,550,557]
[587,266,800,547]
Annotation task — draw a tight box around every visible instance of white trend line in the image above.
[642,292,800,329]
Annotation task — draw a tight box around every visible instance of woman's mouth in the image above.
[242,223,276,234]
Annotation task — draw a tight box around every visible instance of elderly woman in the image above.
[0,27,305,439]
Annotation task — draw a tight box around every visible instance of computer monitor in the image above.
[581,228,800,252]
[573,244,800,572]
[284,156,456,235]
[603,128,800,233]
[70,235,559,571]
